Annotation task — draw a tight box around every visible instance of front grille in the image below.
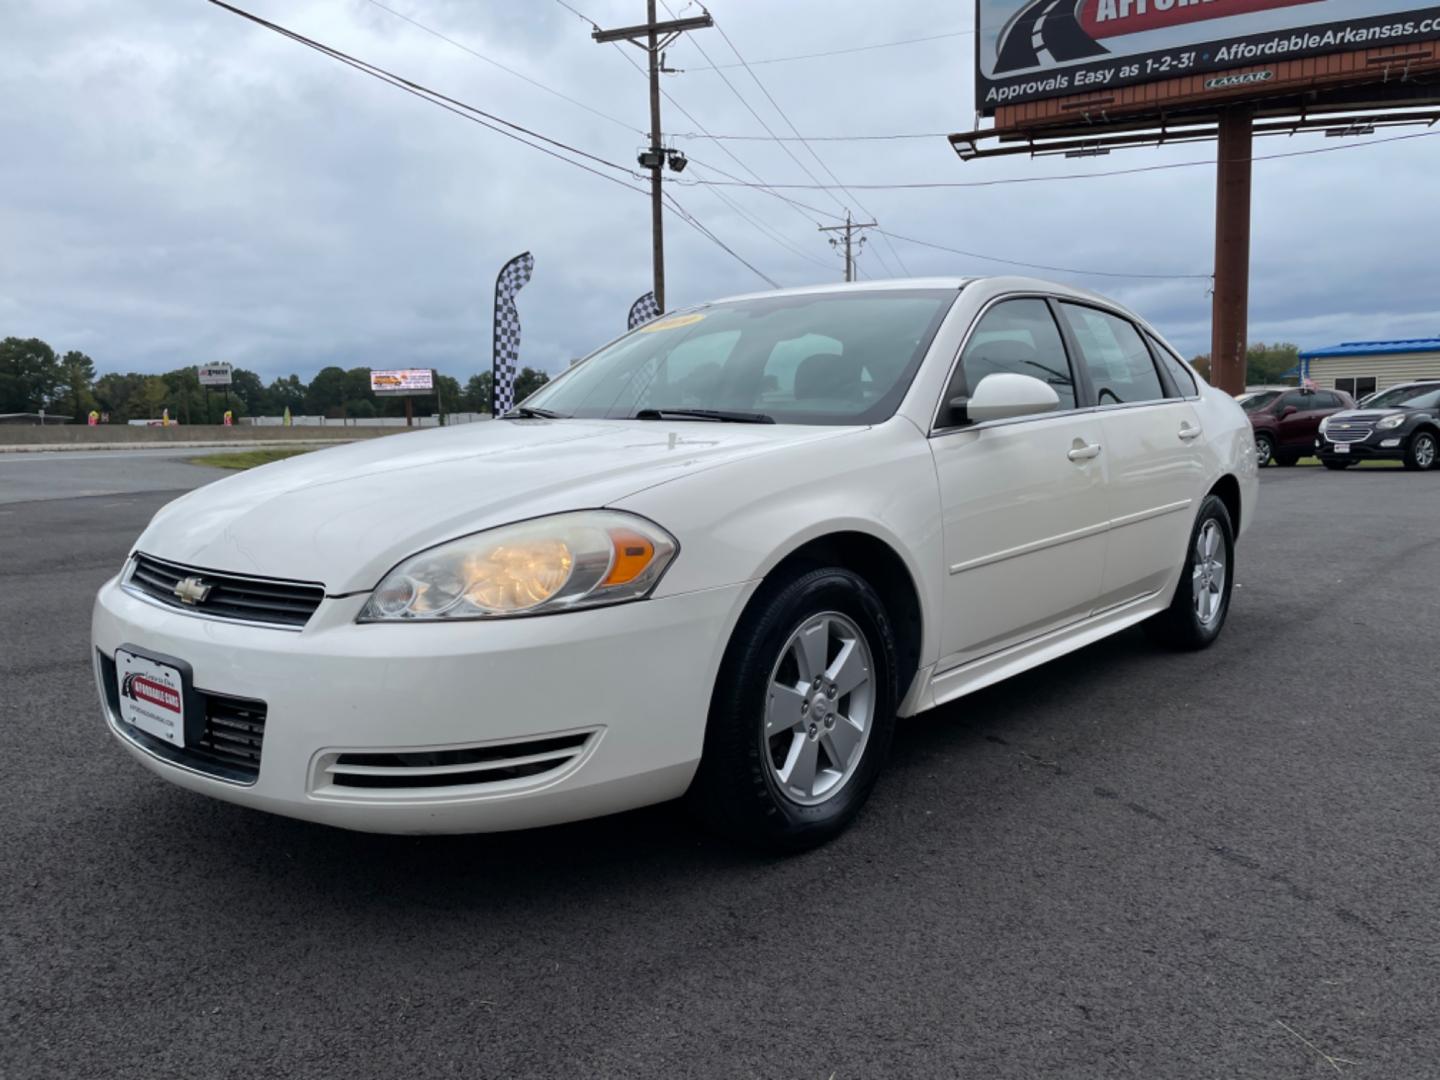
[317,732,594,793]
[100,651,267,784]
[126,552,324,629]
[1326,421,1374,444]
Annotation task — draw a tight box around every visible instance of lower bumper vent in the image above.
[318,732,594,793]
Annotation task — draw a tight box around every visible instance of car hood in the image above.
[1330,408,1416,422]
[135,419,857,592]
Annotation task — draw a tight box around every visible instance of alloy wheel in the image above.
[1255,435,1273,467]
[763,612,874,807]
[1416,434,1437,470]
[1192,519,1227,626]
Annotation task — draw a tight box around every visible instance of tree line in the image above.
[1188,342,1302,386]
[0,336,551,423]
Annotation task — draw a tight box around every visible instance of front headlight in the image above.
[1377,414,1407,430]
[358,511,678,622]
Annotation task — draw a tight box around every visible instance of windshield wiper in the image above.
[501,406,565,420]
[633,408,775,424]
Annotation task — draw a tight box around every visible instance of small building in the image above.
[1299,339,1440,402]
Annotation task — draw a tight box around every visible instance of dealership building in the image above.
[1298,339,1440,401]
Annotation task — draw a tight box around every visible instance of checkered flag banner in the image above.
[627,291,661,330]
[491,251,535,414]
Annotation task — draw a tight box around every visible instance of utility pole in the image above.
[818,210,876,283]
[593,4,712,312]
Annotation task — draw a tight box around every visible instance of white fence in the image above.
[241,413,489,428]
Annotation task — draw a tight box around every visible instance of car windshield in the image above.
[1363,384,1440,410]
[1240,391,1281,412]
[522,289,957,425]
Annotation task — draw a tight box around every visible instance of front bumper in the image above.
[1315,434,1405,462]
[92,575,753,834]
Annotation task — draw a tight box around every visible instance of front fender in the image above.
[611,419,946,670]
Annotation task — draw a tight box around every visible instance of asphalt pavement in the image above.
[0,447,231,505]
[3,464,1438,1078]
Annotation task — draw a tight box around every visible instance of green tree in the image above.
[463,372,493,412]
[268,375,307,416]
[513,366,550,404]
[57,350,97,419]
[306,366,349,417]
[0,337,63,413]
[137,376,170,420]
[1189,343,1302,387]
[230,368,267,415]
[434,374,462,419]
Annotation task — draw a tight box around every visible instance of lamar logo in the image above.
[173,576,212,605]
[122,673,182,714]
[1206,70,1275,89]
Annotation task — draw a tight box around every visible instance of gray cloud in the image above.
[3,0,1436,386]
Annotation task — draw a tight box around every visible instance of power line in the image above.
[603,27,843,267]
[692,167,842,273]
[681,126,1440,190]
[874,227,1212,281]
[551,0,600,29]
[208,0,774,287]
[671,129,950,142]
[663,190,781,287]
[654,4,863,244]
[359,0,642,135]
[703,8,910,275]
[683,28,973,71]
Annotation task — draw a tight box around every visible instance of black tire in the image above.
[1145,495,1236,651]
[1403,429,1438,471]
[1322,457,1355,470]
[687,566,898,852]
[1275,453,1299,467]
[1254,433,1274,467]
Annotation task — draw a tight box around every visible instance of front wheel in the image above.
[1146,495,1236,650]
[1404,430,1438,471]
[687,566,898,851]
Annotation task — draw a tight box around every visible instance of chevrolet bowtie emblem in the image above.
[173,576,213,605]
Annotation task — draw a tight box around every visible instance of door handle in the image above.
[1067,443,1102,462]
[1178,424,1202,441]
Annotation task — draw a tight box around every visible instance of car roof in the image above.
[711,275,1120,307]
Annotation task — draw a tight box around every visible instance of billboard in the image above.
[197,363,233,386]
[370,368,435,395]
[977,1,1440,112]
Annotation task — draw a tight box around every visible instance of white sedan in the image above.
[92,277,1257,849]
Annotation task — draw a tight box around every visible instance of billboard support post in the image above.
[1212,106,1253,398]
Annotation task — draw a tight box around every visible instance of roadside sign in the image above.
[197,363,233,386]
[370,368,435,395]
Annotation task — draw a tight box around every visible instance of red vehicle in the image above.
[1243,387,1355,467]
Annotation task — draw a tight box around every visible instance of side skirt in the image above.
[921,591,1165,712]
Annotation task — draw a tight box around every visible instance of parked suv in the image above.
[1246,387,1354,466]
[1316,381,1440,470]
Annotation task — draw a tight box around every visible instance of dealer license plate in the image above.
[1335,444,1350,454]
[115,648,187,746]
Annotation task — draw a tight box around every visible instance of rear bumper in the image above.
[92,574,754,834]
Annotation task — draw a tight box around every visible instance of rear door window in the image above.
[1147,334,1198,397]
[1058,304,1166,405]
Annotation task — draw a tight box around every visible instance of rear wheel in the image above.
[1254,433,1274,467]
[688,566,897,851]
[1404,430,1438,471]
[1146,495,1235,651]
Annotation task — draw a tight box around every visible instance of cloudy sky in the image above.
[4,0,1438,385]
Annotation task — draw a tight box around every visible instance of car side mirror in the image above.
[951,373,1061,425]
[1280,405,1297,418]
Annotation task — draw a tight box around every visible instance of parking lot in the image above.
[4,462,1438,1079]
